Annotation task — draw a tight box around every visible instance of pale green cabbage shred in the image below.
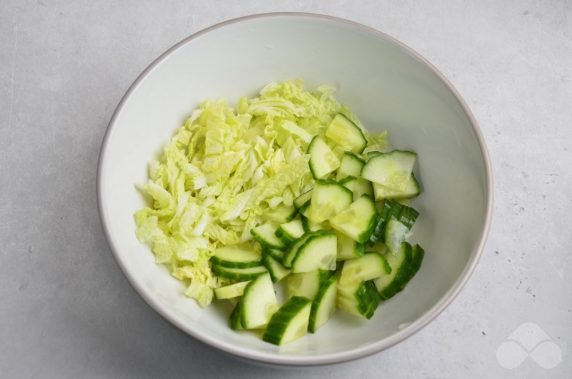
[135,80,387,307]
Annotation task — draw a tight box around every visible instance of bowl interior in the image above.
[99,14,489,365]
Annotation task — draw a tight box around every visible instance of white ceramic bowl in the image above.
[98,13,492,366]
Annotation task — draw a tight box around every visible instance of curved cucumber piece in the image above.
[337,233,365,261]
[385,218,411,253]
[265,204,297,224]
[373,173,420,200]
[263,248,285,262]
[336,152,365,180]
[251,224,285,250]
[282,232,313,268]
[240,273,278,329]
[307,180,353,224]
[275,218,305,245]
[330,195,377,243]
[286,270,330,299]
[291,232,337,273]
[373,243,413,300]
[361,150,417,190]
[309,276,337,333]
[214,281,250,300]
[211,245,262,268]
[337,280,380,319]
[230,302,243,330]
[262,255,291,283]
[212,265,267,281]
[308,136,340,179]
[294,190,313,209]
[339,253,390,286]
[369,200,419,244]
[262,296,312,345]
[325,114,367,154]
[340,176,374,200]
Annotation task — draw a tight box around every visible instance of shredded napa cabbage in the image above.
[134,80,387,307]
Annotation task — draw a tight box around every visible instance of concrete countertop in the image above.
[1,1,570,377]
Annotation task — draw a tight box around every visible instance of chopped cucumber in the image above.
[282,232,313,268]
[212,265,267,281]
[262,296,312,345]
[264,204,297,224]
[325,114,367,153]
[262,255,291,283]
[337,233,365,261]
[275,218,305,245]
[385,218,411,254]
[229,303,243,330]
[373,243,413,300]
[291,232,337,273]
[294,189,313,209]
[301,215,325,232]
[240,273,278,329]
[306,180,353,224]
[211,245,262,268]
[263,248,285,262]
[361,150,417,191]
[373,173,421,200]
[330,195,377,243]
[369,200,419,244]
[336,152,365,180]
[339,253,390,286]
[214,281,250,300]
[309,276,337,333]
[251,223,285,250]
[340,176,374,200]
[308,136,340,179]
[337,280,380,319]
[286,270,329,299]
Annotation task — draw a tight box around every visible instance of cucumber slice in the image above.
[282,233,313,268]
[264,204,297,224]
[214,281,250,300]
[337,280,380,319]
[286,270,329,299]
[211,245,262,268]
[309,276,337,333]
[301,215,324,232]
[240,273,278,329]
[251,224,285,250]
[308,136,341,179]
[361,150,417,191]
[325,114,367,154]
[306,180,353,224]
[373,173,421,200]
[385,218,411,254]
[336,152,365,180]
[337,233,365,261]
[339,253,390,285]
[340,176,374,200]
[262,296,312,345]
[410,244,425,274]
[212,265,268,281]
[263,248,285,262]
[369,200,419,244]
[373,243,413,300]
[262,255,291,283]
[329,195,377,243]
[291,232,337,273]
[229,303,243,330]
[275,218,305,245]
[294,190,313,209]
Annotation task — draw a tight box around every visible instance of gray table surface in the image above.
[1,0,571,378]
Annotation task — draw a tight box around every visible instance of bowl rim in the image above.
[97,12,493,366]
